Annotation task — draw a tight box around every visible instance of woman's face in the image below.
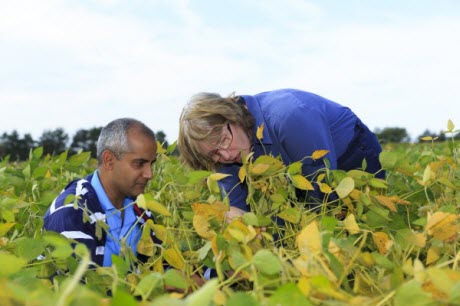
[197,123,252,164]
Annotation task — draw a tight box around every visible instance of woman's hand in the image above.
[224,206,246,224]
[224,206,266,240]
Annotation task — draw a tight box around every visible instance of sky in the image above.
[1,0,460,144]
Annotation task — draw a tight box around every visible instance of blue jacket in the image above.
[218,89,383,210]
[43,173,157,266]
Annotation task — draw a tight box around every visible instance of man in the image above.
[44,118,158,266]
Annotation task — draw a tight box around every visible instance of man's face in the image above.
[111,128,157,199]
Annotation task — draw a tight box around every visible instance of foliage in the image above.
[69,127,102,158]
[1,121,460,305]
[0,127,172,161]
[38,128,69,157]
[0,130,36,161]
[374,127,411,143]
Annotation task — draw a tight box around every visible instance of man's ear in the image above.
[101,150,116,170]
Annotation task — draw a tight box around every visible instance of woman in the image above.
[178,88,384,212]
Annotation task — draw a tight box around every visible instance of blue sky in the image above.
[1,0,459,143]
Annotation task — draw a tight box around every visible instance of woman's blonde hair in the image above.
[178,92,254,171]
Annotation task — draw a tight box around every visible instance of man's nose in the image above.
[144,165,153,180]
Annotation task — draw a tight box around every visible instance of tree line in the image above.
[0,127,170,161]
[0,126,457,162]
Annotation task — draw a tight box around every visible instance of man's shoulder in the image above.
[45,174,101,216]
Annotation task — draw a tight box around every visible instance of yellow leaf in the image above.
[227,228,245,242]
[343,214,360,235]
[420,136,434,141]
[163,248,185,270]
[447,119,455,132]
[319,183,333,194]
[193,214,216,239]
[297,220,322,255]
[372,232,393,255]
[388,195,411,205]
[358,252,376,267]
[426,212,459,241]
[249,163,270,175]
[297,276,312,296]
[137,225,155,256]
[223,220,250,241]
[151,224,171,243]
[335,177,355,198]
[209,173,230,181]
[0,222,15,236]
[213,290,227,306]
[413,232,427,248]
[374,195,397,212]
[45,169,52,178]
[191,202,227,222]
[148,200,172,217]
[291,175,314,190]
[256,123,264,140]
[422,165,432,185]
[207,177,220,194]
[136,194,172,217]
[238,166,246,183]
[156,141,167,154]
[426,246,440,265]
[312,150,329,160]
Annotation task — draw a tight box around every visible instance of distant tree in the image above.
[38,128,69,156]
[0,130,36,160]
[374,127,411,143]
[70,127,102,158]
[417,129,446,142]
[155,130,169,148]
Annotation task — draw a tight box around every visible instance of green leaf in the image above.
[277,207,300,224]
[379,151,398,169]
[134,272,162,300]
[163,269,190,290]
[197,241,212,261]
[188,170,212,184]
[185,278,219,306]
[288,162,303,175]
[267,283,312,306]
[32,166,49,179]
[32,146,44,159]
[112,289,138,306]
[242,212,259,226]
[66,151,91,170]
[394,279,433,306]
[112,255,130,276]
[369,178,388,189]
[15,237,46,262]
[227,292,259,306]
[321,216,337,232]
[252,249,282,275]
[371,252,394,270]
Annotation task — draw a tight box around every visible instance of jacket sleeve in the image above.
[217,164,249,211]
